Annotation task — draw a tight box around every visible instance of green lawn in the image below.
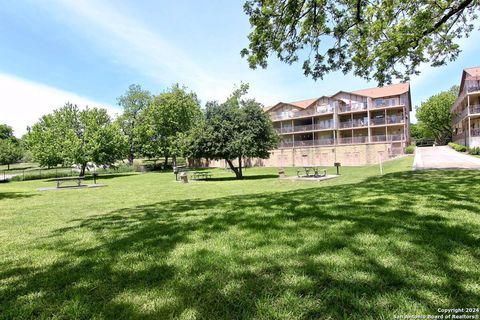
[1,156,479,319]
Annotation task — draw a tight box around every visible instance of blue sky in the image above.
[1,0,479,136]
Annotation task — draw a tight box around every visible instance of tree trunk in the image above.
[80,163,87,177]
[128,151,134,166]
[7,163,10,170]
[172,155,177,167]
[238,156,243,179]
[226,158,243,179]
[164,153,169,169]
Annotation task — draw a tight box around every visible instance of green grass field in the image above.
[1,156,479,319]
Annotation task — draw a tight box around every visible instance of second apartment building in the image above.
[264,83,412,166]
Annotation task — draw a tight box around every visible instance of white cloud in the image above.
[40,0,283,105]
[0,73,118,137]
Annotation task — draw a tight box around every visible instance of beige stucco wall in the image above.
[205,142,405,168]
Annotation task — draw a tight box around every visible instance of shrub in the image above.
[405,145,416,154]
[468,147,480,155]
[448,142,467,152]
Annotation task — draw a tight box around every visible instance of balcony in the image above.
[472,128,480,137]
[339,119,368,129]
[371,135,387,142]
[338,136,368,144]
[453,107,469,124]
[275,123,334,134]
[275,126,293,134]
[386,116,404,125]
[370,118,386,126]
[371,101,404,109]
[293,124,315,133]
[371,134,404,142]
[339,102,368,113]
[387,134,405,141]
[270,106,334,121]
[467,86,480,93]
[277,138,335,148]
[470,104,480,114]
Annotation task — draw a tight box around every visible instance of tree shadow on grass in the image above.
[205,174,278,181]
[0,192,36,200]
[1,170,479,319]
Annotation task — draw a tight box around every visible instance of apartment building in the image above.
[452,67,480,147]
[263,83,412,166]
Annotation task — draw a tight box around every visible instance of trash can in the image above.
[180,172,188,183]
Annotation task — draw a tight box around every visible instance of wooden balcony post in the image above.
[468,116,471,147]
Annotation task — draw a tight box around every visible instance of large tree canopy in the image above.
[416,86,458,145]
[241,0,479,84]
[136,84,201,166]
[25,103,127,175]
[186,84,279,179]
[0,124,23,170]
[117,84,153,165]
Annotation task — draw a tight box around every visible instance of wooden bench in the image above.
[55,176,85,188]
[191,171,212,180]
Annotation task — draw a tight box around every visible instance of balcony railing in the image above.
[453,107,469,124]
[315,123,334,130]
[275,122,334,134]
[339,102,368,113]
[275,126,293,133]
[271,106,334,121]
[370,134,405,142]
[472,128,480,137]
[371,135,387,142]
[315,138,335,145]
[387,134,404,141]
[339,120,368,128]
[278,141,294,148]
[470,104,480,114]
[277,138,335,148]
[293,124,315,132]
[467,86,480,93]
[372,102,404,109]
[338,136,368,144]
[370,118,386,126]
[386,116,405,125]
[277,134,404,148]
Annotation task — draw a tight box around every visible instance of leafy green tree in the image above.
[117,84,153,165]
[416,86,457,145]
[137,84,201,167]
[187,83,279,179]
[25,103,127,175]
[241,0,479,84]
[0,124,14,140]
[409,122,433,142]
[0,125,23,170]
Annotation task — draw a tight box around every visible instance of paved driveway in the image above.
[413,146,480,170]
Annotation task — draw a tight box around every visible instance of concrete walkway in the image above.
[413,146,480,170]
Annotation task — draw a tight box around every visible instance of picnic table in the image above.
[55,176,85,188]
[191,171,212,180]
[297,166,326,178]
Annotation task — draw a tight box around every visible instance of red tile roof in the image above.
[464,67,480,79]
[266,82,411,112]
[286,97,319,109]
[350,83,410,98]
